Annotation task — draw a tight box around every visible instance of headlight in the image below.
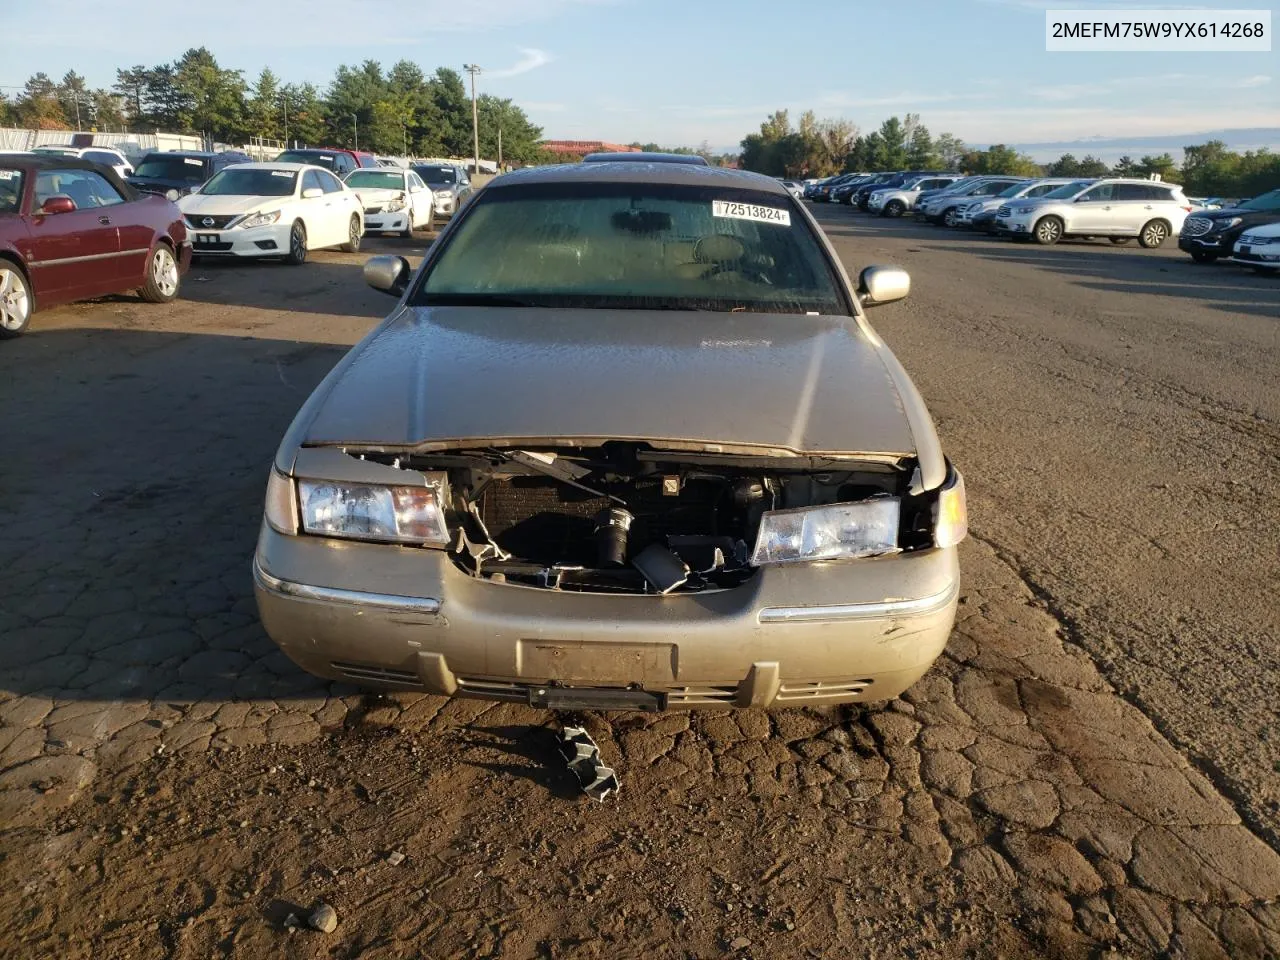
[751,498,900,565]
[1013,205,1033,215]
[386,194,408,211]
[437,189,454,199]
[239,209,282,229]
[297,477,450,545]
[1216,217,1242,230]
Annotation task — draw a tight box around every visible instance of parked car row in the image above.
[808,169,1280,266]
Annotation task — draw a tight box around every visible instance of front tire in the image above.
[341,215,362,253]
[285,221,308,265]
[1033,216,1064,245]
[942,206,960,228]
[884,199,905,218]
[138,244,181,303]
[0,262,33,339]
[1138,219,1170,248]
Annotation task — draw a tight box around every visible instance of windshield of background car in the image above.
[1239,188,1280,211]
[415,183,846,315]
[413,165,457,184]
[132,156,208,183]
[200,168,298,197]
[998,182,1031,198]
[1041,180,1093,200]
[277,151,337,171]
[345,170,403,190]
[0,168,23,213]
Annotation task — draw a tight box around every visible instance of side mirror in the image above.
[364,255,412,297]
[40,195,76,215]
[857,266,910,308]
[301,187,323,199]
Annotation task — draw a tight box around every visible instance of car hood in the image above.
[177,194,283,216]
[1197,206,1279,222]
[1239,221,1280,237]
[350,186,406,203]
[300,307,917,456]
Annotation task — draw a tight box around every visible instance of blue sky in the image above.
[4,0,1276,155]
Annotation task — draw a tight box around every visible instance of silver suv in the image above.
[996,178,1192,246]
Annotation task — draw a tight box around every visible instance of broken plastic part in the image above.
[557,726,620,801]
[633,543,690,594]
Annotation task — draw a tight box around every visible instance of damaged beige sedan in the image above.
[253,161,967,710]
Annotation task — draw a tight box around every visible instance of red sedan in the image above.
[0,154,192,338]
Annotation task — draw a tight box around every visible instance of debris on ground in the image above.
[386,850,406,866]
[556,726,620,802]
[308,901,338,934]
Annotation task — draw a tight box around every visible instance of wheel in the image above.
[0,262,32,339]
[1033,216,1063,245]
[1190,251,1218,264]
[285,221,308,265]
[884,200,905,218]
[400,217,413,240]
[138,244,181,303]
[1138,219,1170,248]
[942,206,960,227]
[1109,237,1133,245]
[341,215,362,253]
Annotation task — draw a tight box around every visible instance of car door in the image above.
[316,170,354,245]
[84,168,156,284]
[407,172,431,227]
[1068,183,1119,232]
[25,167,123,300]
[298,170,334,247]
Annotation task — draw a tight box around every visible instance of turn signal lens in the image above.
[934,470,968,549]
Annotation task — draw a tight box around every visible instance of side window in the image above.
[84,150,118,167]
[337,156,354,176]
[980,181,1012,195]
[1079,184,1115,202]
[409,173,425,191]
[34,169,123,209]
[1152,186,1177,202]
[319,171,344,193]
[1027,184,1058,198]
[0,169,24,214]
[302,170,324,194]
[82,170,126,207]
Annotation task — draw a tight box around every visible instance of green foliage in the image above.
[1047,153,1111,177]
[1177,141,1280,196]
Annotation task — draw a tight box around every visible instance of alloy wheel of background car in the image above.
[885,200,904,218]
[0,264,32,338]
[943,207,959,227]
[342,215,362,253]
[1034,217,1063,245]
[1139,221,1169,248]
[139,246,180,303]
[286,222,308,265]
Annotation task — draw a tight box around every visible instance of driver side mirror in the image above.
[364,255,412,297]
[858,266,910,307]
[301,187,323,199]
[40,195,77,215]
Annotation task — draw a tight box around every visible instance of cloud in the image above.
[486,48,553,79]
[1027,72,1272,101]
[817,91,994,109]
[1235,75,1271,88]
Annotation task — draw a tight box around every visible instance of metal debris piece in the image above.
[557,726,620,802]
[386,850,406,866]
[633,543,690,594]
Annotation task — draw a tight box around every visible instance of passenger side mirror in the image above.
[40,195,76,215]
[301,187,323,199]
[857,266,910,307]
[364,255,412,297]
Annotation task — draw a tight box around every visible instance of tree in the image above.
[961,144,1042,176]
[245,68,283,142]
[91,91,127,131]
[57,71,91,129]
[174,48,245,142]
[476,94,542,165]
[934,133,966,170]
[876,117,908,170]
[142,65,187,131]
[16,73,66,129]
[906,123,937,169]
[1113,155,1137,178]
[1048,153,1081,177]
[282,83,326,147]
[1078,155,1111,177]
[1135,153,1178,182]
[114,66,149,129]
[429,68,470,156]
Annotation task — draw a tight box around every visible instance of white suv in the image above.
[956,178,1077,229]
[997,178,1193,246]
[868,175,962,217]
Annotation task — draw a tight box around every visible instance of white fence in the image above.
[0,127,206,158]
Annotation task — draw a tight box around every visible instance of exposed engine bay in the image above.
[353,442,938,595]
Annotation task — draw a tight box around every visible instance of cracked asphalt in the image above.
[1,209,1278,959]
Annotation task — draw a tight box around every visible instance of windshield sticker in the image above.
[712,200,790,226]
[184,158,203,167]
[0,170,16,180]
[271,171,294,178]
[318,155,333,160]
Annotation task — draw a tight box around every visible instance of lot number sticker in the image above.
[0,171,16,180]
[712,200,790,226]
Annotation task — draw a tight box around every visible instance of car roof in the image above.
[222,161,312,172]
[489,161,788,195]
[583,151,711,166]
[0,153,125,173]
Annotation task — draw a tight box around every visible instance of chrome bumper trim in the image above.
[253,559,442,616]
[757,579,959,624]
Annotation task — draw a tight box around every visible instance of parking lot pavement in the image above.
[2,230,1279,958]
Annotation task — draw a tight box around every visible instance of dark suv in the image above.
[127,151,250,198]
[275,148,378,177]
[1178,187,1280,263]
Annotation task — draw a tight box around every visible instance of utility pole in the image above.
[282,95,289,148]
[352,113,359,151]
[463,64,482,175]
[498,126,503,169]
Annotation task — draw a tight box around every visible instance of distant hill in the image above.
[991,128,1280,164]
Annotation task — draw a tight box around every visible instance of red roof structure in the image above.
[539,140,643,156]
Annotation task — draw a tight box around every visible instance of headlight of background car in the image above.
[297,477,449,545]
[385,193,408,211]
[751,498,900,565]
[1216,217,1242,231]
[238,209,282,229]
[437,189,454,199]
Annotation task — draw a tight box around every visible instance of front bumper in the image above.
[1230,248,1280,268]
[190,222,292,258]
[364,210,409,232]
[1178,234,1233,256]
[253,524,960,709]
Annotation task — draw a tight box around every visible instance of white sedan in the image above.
[343,167,434,237]
[31,145,134,179]
[1230,221,1280,272]
[178,162,364,264]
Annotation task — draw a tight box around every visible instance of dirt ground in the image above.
[1,212,1278,959]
